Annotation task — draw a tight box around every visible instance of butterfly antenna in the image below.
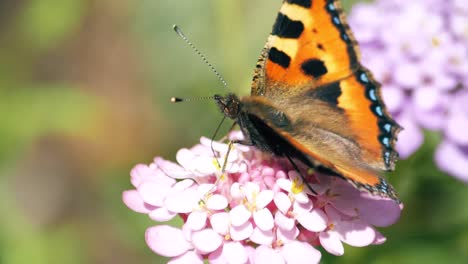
[170,96,215,103]
[173,24,229,90]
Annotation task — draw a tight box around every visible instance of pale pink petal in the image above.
[230,182,243,199]
[146,225,192,257]
[189,142,211,156]
[230,221,254,241]
[276,178,293,192]
[196,183,214,194]
[181,224,193,243]
[324,204,342,221]
[191,229,223,254]
[155,157,193,179]
[396,113,424,159]
[193,156,218,175]
[281,241,321,264]
[149,207,177,222]
[245,245,256,264]
[381,85,405,113]
[176,148,196,169]
[130,164,149,186]
[172,179,195,192]
[168,251,204,264]
[122,190,154,213]
[446,112,468,145]
[186,211,207,231]
[230,205,251,227]
[200,136,229,153]
[207,247,224,264]
[137,181,172,207]
[254,245,285,264]
[222,242,248,264]
[319,231,344,256]
[292,200,313,215]
[435,141,468,182]
[253,208,274,231]
[277,226,300,243]
[358,193,402,227]
[335,220,376,247]
[274,192,292,214]
[297,209,328,232]
[165,188,198,213]
[373,230,387,245]
[275,211,295,231]
[250,227,274,245]
[210,212,230,235]
[294,192,309,204]
[329,179,361,217]
[244,182,261,202]
[206,194,228,210]
[256,190,274,209]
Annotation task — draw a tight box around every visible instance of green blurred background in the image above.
[1,0,467,263]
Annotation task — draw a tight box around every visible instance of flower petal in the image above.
[396,113,424,158]
[277,226,299,243]
[292,200,313,215]
[165,188,198,213]
[230,221,253,241]
[276,178,293,192]
[122,190,154,213]
[206,194,228,210]
[137,181,172,207]
[297,209,328,232]
[168,251,204,264]
[319,231,344,256]
[250,227,274,245]
[256,190,274,209]
[211,212,230,235]
[253,208,274,231]
[154,157,193,179]
[435,141,468,182]
[373,230,387,245]
[358,193,402,227]
[281,241,321,264]
[275,211,295,231]
[335,220,376,247]
[146,225,192,257]
[255,245,285,264]
[222,242,248,264]
[230,205,251,227]
[191,229,223,254]
[149,207,177,222]
[186,211,208,231]
[245,182,261,202]
[274,192,292,214]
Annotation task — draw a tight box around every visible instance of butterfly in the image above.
[214,0,402,201]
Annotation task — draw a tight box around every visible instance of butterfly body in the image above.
[215,0,401,201]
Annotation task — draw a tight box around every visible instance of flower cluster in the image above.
[349,0,468,182]
[123,133,402,263]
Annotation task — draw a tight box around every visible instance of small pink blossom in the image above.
[123,133,402,263]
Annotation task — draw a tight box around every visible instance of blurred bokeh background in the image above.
[0,0,467,263]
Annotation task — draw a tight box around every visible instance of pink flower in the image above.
[123,133,402,263]
[349,0,468,182]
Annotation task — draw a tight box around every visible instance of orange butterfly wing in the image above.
[246,0,402,199]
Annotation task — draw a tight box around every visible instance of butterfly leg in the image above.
[285,154,318,195]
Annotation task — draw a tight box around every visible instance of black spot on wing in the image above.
[301,59,328,78]
[272,13,304,39]
[307,82,342,106]
[268,47,291,68]
[286,0,312,8]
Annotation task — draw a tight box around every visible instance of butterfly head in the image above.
[214,93,241,119]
